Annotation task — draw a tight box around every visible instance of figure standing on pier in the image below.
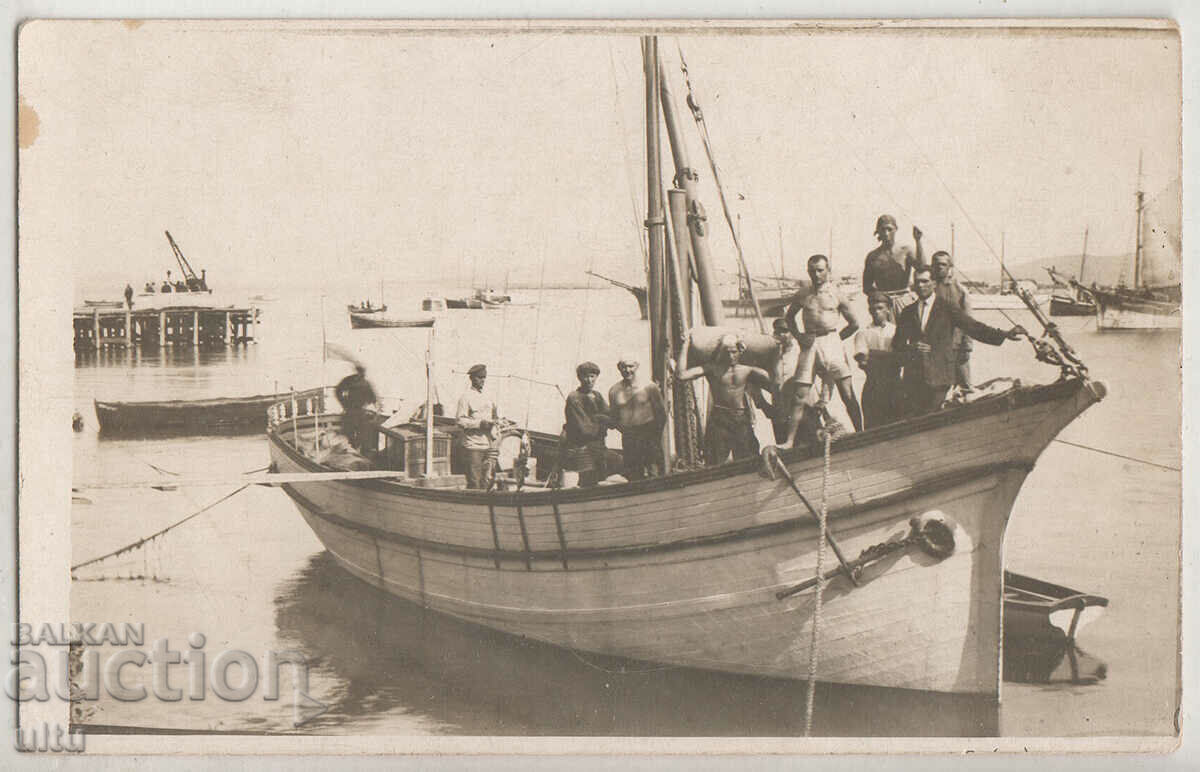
[124,283,133,308]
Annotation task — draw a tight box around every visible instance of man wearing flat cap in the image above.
[563,361,612,487]
[608,354,666,480]
[456,364,498,489]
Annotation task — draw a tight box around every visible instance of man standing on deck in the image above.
[892,267,1025,416]
[781,254,864,440]
[748,318,802,443]
[608,356,666,481]
[335,364,378,453]
[863,215,926,317]
[853,291,902,429]
[931,250,973,392]
[455,364,497,489]
[675,333,771,465]
[124,283,134,309]
[563,362,612,487]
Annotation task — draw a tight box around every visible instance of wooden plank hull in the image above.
[1092,288,1182,330]
[349,312,435,329]
[1048,295,1095,317]
[268,378,1103,697]
[96,388,319,436]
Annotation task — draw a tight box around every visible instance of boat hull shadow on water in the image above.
[267,376,1104,699]
[273,550,1006,735]
[95,388,323,437]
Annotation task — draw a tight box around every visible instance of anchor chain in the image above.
[776,516,956,601]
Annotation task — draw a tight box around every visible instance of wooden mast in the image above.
[644,36,667,388]
[1133,153,1145,289]
[658,58,724,326]
[1079,227,1089,284]
[425,324,435,477]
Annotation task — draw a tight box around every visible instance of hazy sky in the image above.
[19,21,1181,293]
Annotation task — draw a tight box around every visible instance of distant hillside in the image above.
[1002,252,1134,287]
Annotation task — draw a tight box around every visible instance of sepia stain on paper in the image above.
[17,96,39,149]
[123,20,145,31]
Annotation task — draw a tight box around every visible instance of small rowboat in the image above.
[349,312,435,329]
[1002,571,1109,684]
[95,388,323,436]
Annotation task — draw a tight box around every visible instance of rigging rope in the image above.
[804,430,833,737]
[70,484,250,575]
[1052,438,1180,472]
[525,253,548,427]
[676,44,766,333]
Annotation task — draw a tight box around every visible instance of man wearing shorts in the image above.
[783,254,864,440]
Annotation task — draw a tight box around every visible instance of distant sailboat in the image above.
[1078,165,1181,330]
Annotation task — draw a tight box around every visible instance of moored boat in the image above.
[268,375,1104,697]
[349,311,435,329]
[1083,170,1180,330]
[266,36,1107,703]
[96,387,322,436]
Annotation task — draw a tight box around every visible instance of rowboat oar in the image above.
[762,446,860,588]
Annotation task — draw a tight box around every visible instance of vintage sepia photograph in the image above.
[16,18,1182,753]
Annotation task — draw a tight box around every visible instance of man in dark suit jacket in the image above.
[892,267,1025,416]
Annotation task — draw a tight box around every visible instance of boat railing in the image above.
[267,387,335,429]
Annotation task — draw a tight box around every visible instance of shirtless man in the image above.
[675,333,771,465]
[608,355,666,480]
[862,215,926,318]
[783,254,863,438]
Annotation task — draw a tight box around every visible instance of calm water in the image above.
[70,283,1181,736]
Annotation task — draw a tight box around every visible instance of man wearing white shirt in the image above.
[891,268,1024,417]
[455,364,498,489]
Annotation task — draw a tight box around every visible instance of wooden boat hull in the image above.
[268,377,1103,697]
[349,312,435,329]
[1091,287,1182,330]
[1049,295,1095,317]
[96,389,319,436]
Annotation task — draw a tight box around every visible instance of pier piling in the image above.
[74,303,262,351]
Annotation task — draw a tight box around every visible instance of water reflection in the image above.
[274,553,1000,737]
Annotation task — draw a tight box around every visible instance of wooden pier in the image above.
[73,304,260,350]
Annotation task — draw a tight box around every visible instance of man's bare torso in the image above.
[793,283,846,335]
[609,381,660,427]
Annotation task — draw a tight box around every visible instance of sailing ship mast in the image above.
[644,37,668,388]
[1133,152,1145,289]
[1079,227,1089,284]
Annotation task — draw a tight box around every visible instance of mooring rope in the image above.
[70,484,250,574]
[804,430,833,737]
[1052,438,1180,473]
